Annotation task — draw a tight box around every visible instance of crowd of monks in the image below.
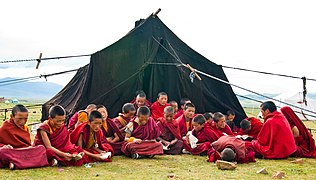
[0,91,316,170]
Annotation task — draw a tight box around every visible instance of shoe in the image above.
[9,162,15,170]
[131,153,140,159]
[50,159,58,167]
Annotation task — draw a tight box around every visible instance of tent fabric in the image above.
[41,14,247,125]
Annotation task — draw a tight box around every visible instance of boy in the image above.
[34,105,87,166]
[97,105,124,155]
[169,101,178,113]
[174,98,191,119]
[131,91,151,110]
[226,110,239,133]
[70,110,112,162]
[113,103,136,135]
[238,117,263,140]
[207,112,234,136]
[121,106,163,159]
[156,106,184,155]
[176,102,195,137]
[0,105,48,169]
[68,104,97,131]
[150,92,170,121]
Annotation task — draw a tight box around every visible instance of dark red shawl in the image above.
[238,117,263,140]
[0,119,31,148]
[130,117,161,140]
[150,101,170,121]
[101,118,124,141]
[176,114,193,137]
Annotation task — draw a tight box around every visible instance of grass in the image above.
[1,103,316,179]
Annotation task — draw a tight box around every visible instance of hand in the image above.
[106,137,114,143]
[2,144,13,149]
[64,153,73,161]
[163,141,171,147]
[133,138,142,144]
[170,139,178,146]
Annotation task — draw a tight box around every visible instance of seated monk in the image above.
[251,101,296,159]
[176,102,196,138]
[225,110,239,133]
[156,106,185,155]
[68,104,96,131]
[97,105,124,155]
[113,103,136,136]
[130,90,151,111]
[188,115,220,155]
[0,105,48,169]
[150,92,171,121]
[207,136,256,163]
[206,112,234,136]
[169,100,178,113]
[281,106,316,158]
[174,98,191,119]
[70,110,113,162]
[203,112,214,123]
[121,106,163,159]
[238,117,263,140]
[34,105,88,166]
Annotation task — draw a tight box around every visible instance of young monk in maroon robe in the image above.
[130,91,151,111]
[206,112,234,136]
[176,102,196,137]
[0,105,48,169]
[225,110,239,133]
[113,103,136,136]
[169,101,178,113]
[156,106,185,155]
[207,136,256,163]
[68,104,96,132]
[188,115,220,155]
[150,92,171,121]
[34,105,88,166]
[70,110,113,162]
[252,101,296,159]
[121,106,163,159]
[238,117,263,140]
[97,105,124,155]
[281,106,316,158]
[174,98,191,119]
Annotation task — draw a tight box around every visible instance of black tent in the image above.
[41,13,247,126]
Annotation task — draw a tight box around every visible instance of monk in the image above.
[176,102,196,137]
[281,106,316,158]
[0,105,48,169]
[34,105,87,166]
[121,106,163,159]
[238,117,263,140]
[174,98,191,119]
[169,100,178,113]
[97,105,124,155]
[226,110,239,133]
[68,104,96,131]
[130,90,151,111]
[207,136,256,163]
[252,101,296,159]
[70,110,113,162]
[207,112,234,136]
[156,106,184,155]
[188,115,220,155]
[150,92,170,121]
[113,103,136,136]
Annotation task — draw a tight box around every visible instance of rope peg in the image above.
[185,64,202,81]
[36,53,42,69]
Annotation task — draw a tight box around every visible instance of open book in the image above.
[187,131,198,148]
[235,134,251,140]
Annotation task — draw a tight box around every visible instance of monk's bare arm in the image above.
[39,130,72,160]
[112,133,120,143]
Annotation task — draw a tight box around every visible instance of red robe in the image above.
[190,126,220,155]
[174,109,183,119]
[156,117,186,154]
[150,101,170,121]
[252,111,296,159]
[0,119,48,169]
[130,98,151,111]
[113,114,132,135]
[101,118,124,155]
[176,114,193,137]
[206,120,234,136]
[208,136,256,163]
[34,120,87,166]
[121,117,163,157]
[70,122,113,162]
[281,106,316,158]
[238,117,263,140]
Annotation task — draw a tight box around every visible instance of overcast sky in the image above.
[1,0,316,97]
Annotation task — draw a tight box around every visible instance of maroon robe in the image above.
[34,120,87,166]
[251,111,297,159]
[113,114,132,135]
[101,118,124,155]
[0,119,48,169]
[208,136,256,163]
[238,117,263,140]
[70,122,113,162]
[121,117,163,157]
[206,120,234,137]
[130,98,151,111]
[174,109,183,119]
[281,106,316,158]
[150,101,171,121]
[156,117,185,154]
[176,114,193,137]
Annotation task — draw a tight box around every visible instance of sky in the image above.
[1,0,316,97]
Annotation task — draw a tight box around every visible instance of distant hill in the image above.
[0,78,63,101]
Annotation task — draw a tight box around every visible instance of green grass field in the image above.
[1,103,316,179]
